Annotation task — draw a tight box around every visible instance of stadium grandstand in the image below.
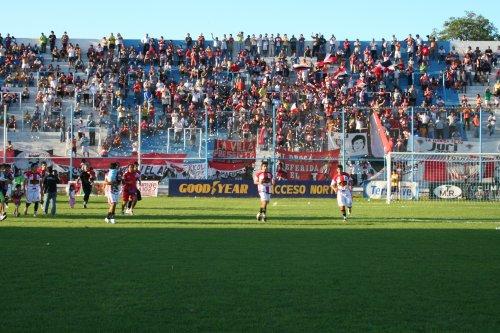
[1,4,500,327]
[0,32,499,187]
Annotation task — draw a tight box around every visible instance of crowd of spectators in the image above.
[0,31,499,158]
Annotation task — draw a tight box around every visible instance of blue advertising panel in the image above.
[168,179,337,198]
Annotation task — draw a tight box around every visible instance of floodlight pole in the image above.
[138,107,142,167]
[341,107,346,168]
[69,104,74,181]
[479,107,483,182]
[272,105,276,175]
[3,105,7,163]
[204,109,209,179]
[411,106,415,182]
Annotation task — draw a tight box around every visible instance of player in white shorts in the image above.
[24,163,43,217]
[253,161,274,222]
[104,162,121,224]
[330,164,353,221]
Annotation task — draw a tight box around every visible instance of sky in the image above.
[2,0,499,40]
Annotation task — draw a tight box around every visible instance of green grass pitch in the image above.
[1,197,499,331]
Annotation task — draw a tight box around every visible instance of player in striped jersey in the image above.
[253,161,274,222]
[330,164,353,221]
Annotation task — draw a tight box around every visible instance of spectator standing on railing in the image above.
[141,33,150,55]
[61,31,69,51]
[487,112,496,136]
[463,106,472,131]
[108,33,116,52]
[472,112,480,138]
[116,33,124,51]
[227,34,234,59]
[269,34,274,57]
[87,116,96,146]
[48,31,56,52]
[484,88,492,108]
[435,116,444,139]
[80,135,90,157]
[290,35,297,56]
[39,33,47,53]
[237,32,244,53]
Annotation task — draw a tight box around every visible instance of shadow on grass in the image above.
[11,214,499,227]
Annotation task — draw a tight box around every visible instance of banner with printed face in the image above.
[327,133,369,157]
[364,180,418,200]
[276,149,340,181]
[213,139,256,159]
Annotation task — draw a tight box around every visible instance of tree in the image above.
[437,11,499,41]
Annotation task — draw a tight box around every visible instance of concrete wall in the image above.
[450,40,500,55]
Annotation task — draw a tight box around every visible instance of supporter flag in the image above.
[292,63,310,71]
[208,160,253,179]
[290,103,298,113]
[355,79,366,88]
[332,66,347,79]
[381,59,392,68]
[369,113,393,157]
[229,63,240,73]
[323,53,337,64]
[380,59,395,72]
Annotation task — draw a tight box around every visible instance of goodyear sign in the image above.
[168,179,337,198]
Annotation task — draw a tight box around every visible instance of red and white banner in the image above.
[370,113,393,157]
[213,139,256,159]
[182,161,253,179]
[277,149,340,181]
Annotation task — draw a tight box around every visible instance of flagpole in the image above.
[272,105,276,175]
[3,105,7,163]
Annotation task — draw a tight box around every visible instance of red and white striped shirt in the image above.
[331,172,352,190]
[255,171,273,194]
[25,170,42,186]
